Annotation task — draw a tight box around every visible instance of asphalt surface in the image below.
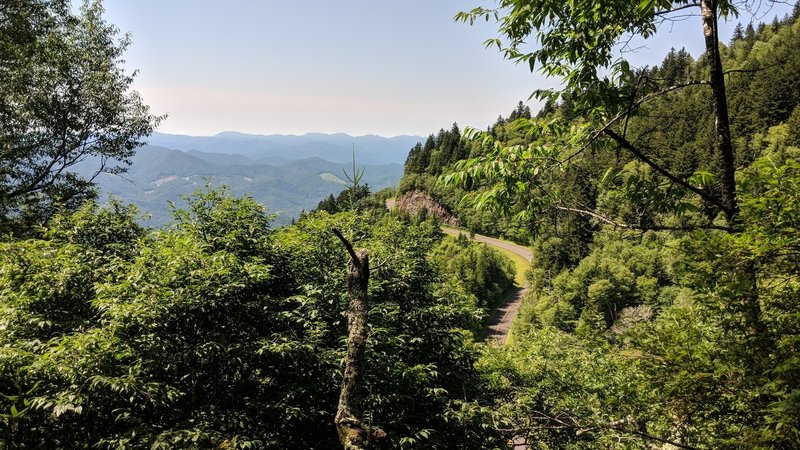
[441,226,532,345]
[386,200,532,344]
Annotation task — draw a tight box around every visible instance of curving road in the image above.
[386,199,532,344]
[442,227,531,450]
[441,226,532,344]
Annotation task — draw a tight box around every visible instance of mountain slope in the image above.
[147,131,422,165]
[85,145,403,226]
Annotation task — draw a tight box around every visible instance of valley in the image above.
[81,132,416,226]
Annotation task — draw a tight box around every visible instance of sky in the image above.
[100,0,794,138]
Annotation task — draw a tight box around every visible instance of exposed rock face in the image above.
[393,190,462,227]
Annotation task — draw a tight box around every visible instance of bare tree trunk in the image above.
[700,0,764,339]
[700,0,737,222]
[332,228,372,450]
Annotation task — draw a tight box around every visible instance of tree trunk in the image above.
[332,229,372,450]
[700,0,764,338]
[700,0,738,222]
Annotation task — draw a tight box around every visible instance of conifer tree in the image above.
[731,22,744,44]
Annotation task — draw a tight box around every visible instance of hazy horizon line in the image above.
[152,130,429,140]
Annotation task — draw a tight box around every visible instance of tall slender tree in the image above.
[448,0,781,339]
[452,0,781,226]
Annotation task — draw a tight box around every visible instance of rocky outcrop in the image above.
[392,190,462,227]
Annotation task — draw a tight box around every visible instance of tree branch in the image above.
[553,204,730,232]
[607,425,701,450]
[723,59,785,76]
[332,227,360,266]
[564,80,710,163]
[602,128,731,215]
[7,135,102,199]
[654,2,701,16]
[519,409,703,450]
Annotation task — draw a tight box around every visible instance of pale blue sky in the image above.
[101,0,793,137]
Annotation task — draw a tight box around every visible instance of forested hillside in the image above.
[74,145,403,226]
[3,0,800,448]
[397,105,535,243]
[438,4,799,448]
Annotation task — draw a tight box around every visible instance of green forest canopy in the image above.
[1,0,800,448]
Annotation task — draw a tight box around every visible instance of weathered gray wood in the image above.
[332,228,373,450]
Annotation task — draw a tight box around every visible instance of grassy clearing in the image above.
[441,227,528,286]
[319,172,347,184]
[492,246,528,286]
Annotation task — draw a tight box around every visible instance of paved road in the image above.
[445,227,533,450]
[442,226,532,261]
[387,200,532,344]
[441,226,532,345]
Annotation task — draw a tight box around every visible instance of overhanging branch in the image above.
[332,228,360,265]
[553,204,731,232]
[602,128,731,216]
[564,80,711,163]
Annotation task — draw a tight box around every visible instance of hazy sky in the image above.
[101,0,793,137]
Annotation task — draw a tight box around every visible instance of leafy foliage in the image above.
[429,235,516,311]
[0,0,160,234]
[0,187,505,448]
[434,9,800,449]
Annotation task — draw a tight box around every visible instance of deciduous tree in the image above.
[0,0,159,233]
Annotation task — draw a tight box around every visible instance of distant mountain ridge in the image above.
[147,131,422,165]
[80,143,405,227]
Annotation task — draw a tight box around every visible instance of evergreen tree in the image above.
[536,98,557,118]
[786,105,800,147]
[745,22,756,42]
[404,142,426,174]
[315,185,371,214]
[658,47,694,85]
[731,22,744,44]
[508,101,532,121]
